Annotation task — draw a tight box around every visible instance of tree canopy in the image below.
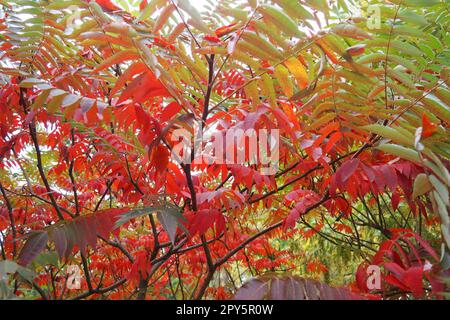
[0,0,449,300]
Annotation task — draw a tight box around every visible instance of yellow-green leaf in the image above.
[284,57,308,89]
[412,173,433,198]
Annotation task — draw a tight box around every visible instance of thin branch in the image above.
[0,181,17,257]
[29,121,70,220]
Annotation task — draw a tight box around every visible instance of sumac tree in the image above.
[0,0,448,300]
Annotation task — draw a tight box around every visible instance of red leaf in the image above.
[153,37,175,50]
[332,159,360,192]
[187,209,225,236]
[283,190,320,229]
[346,44,366,56]
[215,23,237,37]
[355,263,370,293]
[324,131,342,153]
[402,266,424,298]
[94,0,121,12]
[204,35,221,43]
[127,250,152,284]
[118,71,169,104]
[149,144,169,188]
[160,101,182,122]
[139,0,148,11]
[110,62,147,96]
[391,191,400,211]
[421,113,438,138]
[379,165,397,191]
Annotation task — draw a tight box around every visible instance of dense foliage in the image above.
[0,0,449,300]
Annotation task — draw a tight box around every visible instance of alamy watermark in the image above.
[66,265,82,290]
[366,265,381,290]
[354,2,381,30]
[65,6,82,34]
[169,123,280,175]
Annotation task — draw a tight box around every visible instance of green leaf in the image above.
[412,173,432,198]
[19,78,44,88]
[275,0,314,20]
[32,252,59,268]
[157,210,179,245]
[241,31,283,60]
[429,175,449,206]
[362,124,412,146]
[331,24,372,40]
[389,0,440,7]
[0,260,34,282]
[259,5,302,38]
[46,0,85,9]
[115,204,185,228]
[376,143,421,163]
[419,97,450,124]
[433,191,450,227]
[177,0,213,35]
[441,224,450,250]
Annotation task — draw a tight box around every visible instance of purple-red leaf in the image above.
[234,275,364,300]
[18,232,49,266]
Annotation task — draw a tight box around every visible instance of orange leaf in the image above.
[93,50,140,73]
[284,57,308,89]
[215,23,237,37]
[421,113,438,138]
